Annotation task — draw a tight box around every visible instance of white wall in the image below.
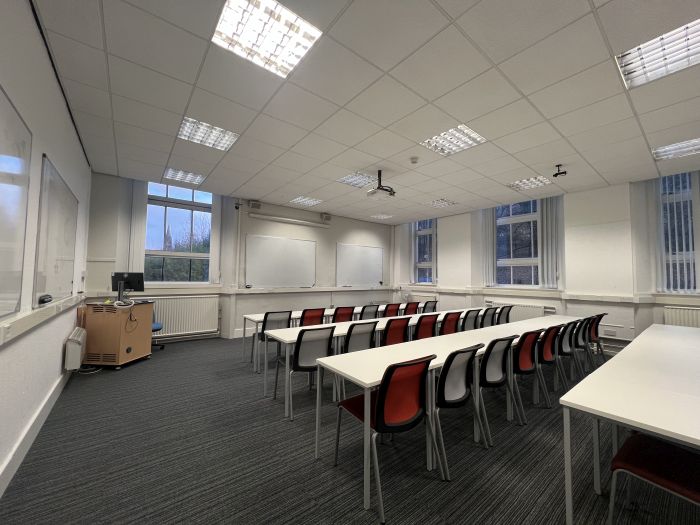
[0,0,92,496]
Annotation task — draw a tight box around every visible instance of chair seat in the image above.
[339,391,378,429]
[612,433,700,503]
[152,322,163,332]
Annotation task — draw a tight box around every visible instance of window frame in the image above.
[412,219,437,284]
[495,201,540,287]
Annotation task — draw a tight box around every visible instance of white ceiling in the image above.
[34,0,700,224]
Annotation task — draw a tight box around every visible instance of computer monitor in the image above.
[111,272,144,302]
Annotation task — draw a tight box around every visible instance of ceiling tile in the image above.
[657,155,700,176]
[111,95,182,135]
[228,135,284,164]
[527,60,623,118]
[308,182,356,200]
[513,138,577,165]
[597,0,700,55]
[414,159,462,179]
[198,175,237,196]
[255,164,301,184]
[272,151,323,173]
[346,75,425,127]
[118,141,169,165]
[551,93,633,136]
[233,181,274,200]
[489,166,541,185]
[380,170,425,187]
[355,129,414,158]
[469,99,543,139]
[567,117,642,152]
[114,121,175,152]
[390,26,490,101]
[125,0,225,39]
[388,144,443,170]
[171,138,226,165]
[82,135,117,174]
[472,155,525,176]
[118,157,164,182]
[244,114,308,149]
[197,45,283,110]
[638,96,700,134]
[277,0,348,31]
[314,109,382,147]
[499,14,609,94]
[61,78,112,119]
[580,136,650,165]
[306,163,353,182]
[206,166,254,187]
[434,0,480,19]
[73,110,114,140]
[330,148,381,170]
[494,122,561,154]
[330,0,448,71]
[290,37,382,105]
[290,133,347,162]
[598,159,658,184]
[646,120,700,149]
[434,68,520,123]
[389,104,459,143]
[186,88,257,134]
[436,168,483,188]
[47,31,108,90]
[167,153,216,176]
[108,55,191,114]
[450,142,508,167]
[104,0,208,83]
[36,0,103,48]
[457,0,590,64]
[218,152,267,174]
[629,65,700,114]
[264,83,339,131]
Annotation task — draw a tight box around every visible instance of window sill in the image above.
[0,294,83,346]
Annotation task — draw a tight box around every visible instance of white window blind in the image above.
[413,219,436,283]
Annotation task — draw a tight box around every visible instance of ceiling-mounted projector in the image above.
[367,170,395,200]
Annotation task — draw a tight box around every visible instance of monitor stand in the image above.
[117,280,125,303]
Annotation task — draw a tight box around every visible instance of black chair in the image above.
[511,328,546,416]
[343,321,378,353]
[461,308,481,331]
[258,311,292,385]
[422,300,438,313]
[557,320,584,382]
[359,304,379,320]
[480,307,498,328]
[572,317,595,373]
[496,305,514,325]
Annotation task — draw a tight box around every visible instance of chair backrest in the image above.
[480,307,498,328]
[573,317,591,348]
[480,335,518,387]
[512,329,543,374]
[343,321,377,353]
[403,302,419,316]
[461,309,481,331]
[382,317,410,346]
[292,326,335,371]
[359,304,379,320]
[496,305,514,325]
[436,344,484,408]
[439,311,462,335]
[375,354,436,433]
[414,314,438,340]
[558,320,578,356]
[260,311,292,340]
[589,313,607,342]
[539,324,563,364]
[422,300,438,313]
[300,308,326,327]
[332,306,355,323]
[383,303,401,317]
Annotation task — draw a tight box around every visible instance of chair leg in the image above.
[505,381,524,426]
[371,432,385,524]
[479,388,494,447]
[597,341,607,363]
[471,394,489,449]
[556,358,570,391]
[333,407,342,466]
[273,357,281,400]
[289,370,294,421]
[536,366,552,408]
[433,409,450,481]
[512,376,528,424]
[426,414,447,481]
[572,352,585,379]
[607,470,618,525]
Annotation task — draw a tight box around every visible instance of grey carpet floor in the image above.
[1,337,697,524]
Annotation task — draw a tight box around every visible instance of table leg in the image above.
[473,354,481,443]
[255,322,261,373]
[315,364,322,459]
[244,318,249,361]
[426,370,434,471]
[592,418,602,495]
[263,338,268,397]
[284,343,290,418]
[363,388,371,510]
[506,348,513,421]
[564,407,573,525]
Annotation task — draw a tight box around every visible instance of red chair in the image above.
[332,306,355,323]
[300,308,325,326]
[608,433,700,524]
[383,303,400,317]
[414,314,438,340]
[511,328,545,418]
[439,311,462,335]
[403,302,419,315]
[381,318,410,346]
[333,355,444,523]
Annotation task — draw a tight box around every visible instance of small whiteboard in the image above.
[245,234,316,288]
[336,243,383,287]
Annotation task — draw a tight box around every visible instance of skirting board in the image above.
[0,371,69,498]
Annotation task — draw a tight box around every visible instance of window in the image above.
[145,182,212,282]
[495,200,539,286]
[413,219,436,283]
[658,172,698,293]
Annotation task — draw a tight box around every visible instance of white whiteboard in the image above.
[245,234,316,288]
[336,243,383,287]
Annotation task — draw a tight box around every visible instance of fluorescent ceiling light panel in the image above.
[290,195,322,207]
[370,214,393,220]
[507,175,552,190]
[420,124,486,156]
[163,168,205,185]
[178,117,239,151]
[616,18,700,89]
[212,0,322,79]
[652,137,700,160]
[337,171,377,188]
[429,198,457,208]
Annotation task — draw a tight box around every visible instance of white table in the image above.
[244,302,426,372]
[315,314,578,512]
[560,323,700,525]
[264,307,473,401]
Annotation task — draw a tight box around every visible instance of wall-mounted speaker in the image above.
[320,213,331,222]
[248,200,262,210]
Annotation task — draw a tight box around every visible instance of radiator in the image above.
[144,295,220,339]
[485,300,553,321]
[64,326,86,370]
[664,306,700,327]
[409,293,438,302]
